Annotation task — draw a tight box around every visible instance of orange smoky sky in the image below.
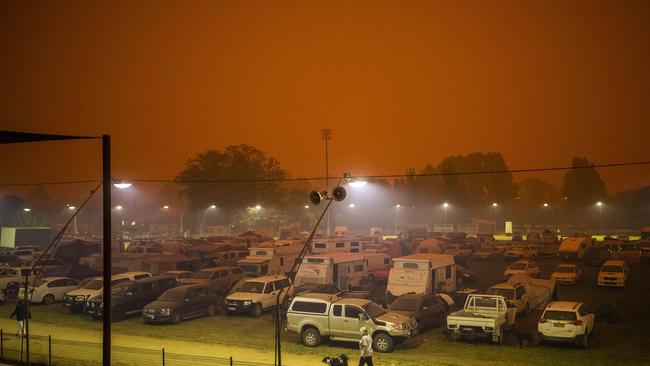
[0,1,649,198]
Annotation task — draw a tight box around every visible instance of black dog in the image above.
[322,354,349,366]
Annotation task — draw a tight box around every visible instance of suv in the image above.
[538,301,594,348]
[388,293,451,330]
[597,260,629,287]
[179,267,244,294]
[287,294,417,353]
[87,276,178,321]
[142,284,219,324]
[551,264,582,285]
[503,261,539,279]
[63,272,152,313]
[225,276,292,317]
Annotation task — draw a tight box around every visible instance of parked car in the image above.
[551,264,582,285]
[597,260,629,287]
[388,293,452,330]
[538,301,594,348]
[210,250,248,267]
[161,270,194,280]
[178,266,244,294]
[504,245,537,260]
[444,244,473,257]
[286,294,417,353]
[583,246,611,267]
[447,294,516,344]
[142,284,219,324]
[503,261,539,279]
[28,277,80,304]
[87,276,179,321]
[63,272,152,313]
[473,247,499,260]
[225,275,292,317]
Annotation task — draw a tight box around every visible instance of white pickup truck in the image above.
[447,294,516,344]
[487,274,556,315]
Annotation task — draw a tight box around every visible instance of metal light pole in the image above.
[543,203,549,229]
[443,203,449,226]
[394,204,400,234]
[321,128,332,236]
[492,203,498,234]
[596,202,604,234]
[102,135,112,366]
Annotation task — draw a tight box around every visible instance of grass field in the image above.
[1,258,648,366]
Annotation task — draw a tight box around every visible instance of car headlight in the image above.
[76,295,87,301]
[243,301,252,306]
[161,308,171,316]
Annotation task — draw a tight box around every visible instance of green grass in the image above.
[3,303,648,366]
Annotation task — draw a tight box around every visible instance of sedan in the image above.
[388,293,453,331]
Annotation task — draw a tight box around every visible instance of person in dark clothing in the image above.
[9,300,31,336]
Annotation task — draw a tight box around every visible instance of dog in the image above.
[514,329,534,348]
[322,354,349,366]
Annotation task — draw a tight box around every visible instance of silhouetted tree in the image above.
[0,195,26,226]
[562,157,607,208]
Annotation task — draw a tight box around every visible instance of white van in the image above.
[294,253,367,290]
[386,254,456,302]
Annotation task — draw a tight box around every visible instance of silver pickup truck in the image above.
[447,294,516,344]
[286,293,417,353]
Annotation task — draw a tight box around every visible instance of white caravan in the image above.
[238,245,303,277]
[294,253,367,290]
[386,254,456,301]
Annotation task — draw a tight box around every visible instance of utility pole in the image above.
[102,135,112,366]
[321,129,332,236]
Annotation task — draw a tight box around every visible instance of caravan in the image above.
[559,236,593,260]
[310,239,372,254]
[294,253,367,290]
[238,245,302,277]
[386,254,456,302]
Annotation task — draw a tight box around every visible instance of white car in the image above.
[224,276,292,317]
[29,277,80,304]
[503,261,539,279]
[504,245,537,260]
[551,264,582,285]
[597,260,629,287]
[538,301,594,348]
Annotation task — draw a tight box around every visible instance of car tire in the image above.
[42,294,55,305]
[207,303,216,316]
[581,333,589,349]
[251,303,262,317]
[172,311,183,324]
[373,333,394,353]
[112,307,126,322]
[301,327,321,347]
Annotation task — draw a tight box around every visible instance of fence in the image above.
[0,330,276,366]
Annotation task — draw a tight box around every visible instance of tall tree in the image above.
[0,195,25,226]
[177,145,288,217]
[562,157,607,207]
[518,178,559,207]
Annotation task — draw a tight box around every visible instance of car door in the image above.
[271,279,286,305]
[419,296,439,328]
[139,282,157,310]
[46,279,67,300]
[340,305,364,338]
[261,282,274,309]
[579,305,595,333]
[183,288,200,316]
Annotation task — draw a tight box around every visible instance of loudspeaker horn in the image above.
[309,191,322,205]
[332,186,347,201]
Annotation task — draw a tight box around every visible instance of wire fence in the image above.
[0,330,276,366]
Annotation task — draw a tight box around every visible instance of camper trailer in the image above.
[310,239,371,254]
[559,236,593,260]
[294,253,367,290]
[386,254,456,302]
[238,245,302,277]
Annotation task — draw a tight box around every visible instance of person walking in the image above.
[10,300,31,337]
[358,327,374,366]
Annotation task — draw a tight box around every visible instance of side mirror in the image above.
[358,313,369,321]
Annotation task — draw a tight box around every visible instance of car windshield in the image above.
[363,302,387,318]
[555,266,575,273]
[193,271,213,279]
[486,288,514,299]
[509,263,527,270]
[84,279,103,290]
[390,297,421,312]
[240,264,258,273]
[159,289,185,302]
[238,282,265,293]
[544,310,577,321]
[601,265,623,273]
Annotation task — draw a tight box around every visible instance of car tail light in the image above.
[570,320,582,326]
[538,317,547,323]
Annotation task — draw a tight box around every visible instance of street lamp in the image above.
[442,203,449,226]
[115,205,123,210]
[492,203,498,233]
[543,203,549,228]
[23,208,31,212]
[67,204,78,236]
[163,205,170,210]
[348,180,367,188]
[349,203,355,208]
[113,182,132,189]
[596,202,604,234]
[394,204,401,233]
[304,205,310,209]
[255,205,262,211]
[210,204,217,209]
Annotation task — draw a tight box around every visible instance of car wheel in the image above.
[301,327,321,347]
[207,303,216,316]
[373,333,394,353]
[112,307,126,322]
[581,333,589,349]
[172,311,183,324]
[251,303,262,317]
[42,294,55,305]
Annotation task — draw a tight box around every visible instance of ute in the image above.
[446,294,516,344]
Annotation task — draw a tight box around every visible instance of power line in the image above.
[0,160,649,186]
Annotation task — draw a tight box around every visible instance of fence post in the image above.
[162,348,165,366]
[48,335,52,366]
[230,356,233,366]
[1,328,3,360]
